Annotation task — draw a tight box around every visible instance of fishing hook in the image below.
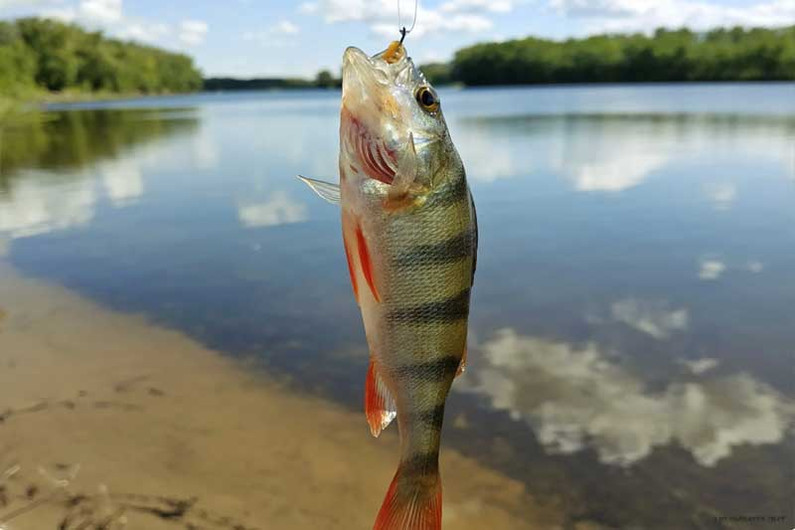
[397,0,418,43]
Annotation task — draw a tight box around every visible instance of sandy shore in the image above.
[0,261,562,530]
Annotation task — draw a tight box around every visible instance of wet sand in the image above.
[0,261,562,530]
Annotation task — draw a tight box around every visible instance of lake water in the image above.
[2,83,794,529]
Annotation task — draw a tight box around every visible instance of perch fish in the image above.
[299,40,477,530]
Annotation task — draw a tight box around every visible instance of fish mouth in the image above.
[342,47,390,100]
[341,47,400,186]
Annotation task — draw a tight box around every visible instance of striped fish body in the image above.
[341,144,475,444]
[337,43,477,530]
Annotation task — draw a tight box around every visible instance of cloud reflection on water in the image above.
[456,113,795,190]
[703,182,737,211]
[0,176,96,239]
[0,156,148,239]
[461,328,793,467]
[699,258,727,281]
[101,158,144,207]
[608,298,689,340]
[237,191,309,228]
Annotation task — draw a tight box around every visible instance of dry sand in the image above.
[0,261,562,530]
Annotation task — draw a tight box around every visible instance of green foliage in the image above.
[449,26,795,85]
[0,17,202,97]
[203,77,316,91]
[315,69,340,88]
[420,63,453,85]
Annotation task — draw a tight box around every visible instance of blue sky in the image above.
[1,0,794,78]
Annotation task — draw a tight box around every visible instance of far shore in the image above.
[23,79,795,109]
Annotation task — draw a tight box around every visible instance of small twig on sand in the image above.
[0,489,62,524]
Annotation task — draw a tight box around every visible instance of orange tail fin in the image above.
[373,465,442,530]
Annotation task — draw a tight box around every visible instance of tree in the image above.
[315,70,337,88]
[1,17,203,96]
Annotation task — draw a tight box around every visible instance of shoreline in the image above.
[15,79,793,109]
[0,261,561,529]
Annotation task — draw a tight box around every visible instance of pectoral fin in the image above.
[365,359,396,437]
[297,175,341,204]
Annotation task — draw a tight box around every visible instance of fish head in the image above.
[341,43,460,198]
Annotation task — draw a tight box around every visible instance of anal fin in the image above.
[365,359,396,437]
[455,345,467,378]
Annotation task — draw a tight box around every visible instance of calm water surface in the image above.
[2,84,794,529]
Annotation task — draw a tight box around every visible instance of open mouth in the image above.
[341,106,397,185]
[341,47,402,186]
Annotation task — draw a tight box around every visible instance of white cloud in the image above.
[550,0,658,18]
[441,0,514,13]
[551,0,795,34]
[699,258,726,281]
[0,0,60,10]
[40,6,77,21]
[298,2,319,14]
[243,20,301,47]
[79,0,122,24]
[372,13,493,38]
[460,328,794,467]
[610,298,689,340]
[746,260,765,274]
[304,0,501,37]
[238,192,308,228]
[274,20,300,35]
[16,0,193,48]
[178,19,208,46]
[118,22,170,44]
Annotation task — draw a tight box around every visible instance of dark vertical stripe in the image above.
[393,229,474,268]
[395,355,460,382]
[427,172,468,207]
[411,404,447,429]
[400,452,440,478]
[387,288,471,324]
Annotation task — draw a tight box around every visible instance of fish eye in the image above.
[415,86,439,113]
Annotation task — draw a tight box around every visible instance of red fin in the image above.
[455,345,467,378]
[342,232,359,304]
[355,224,381,302]
[365,359,396,437]
[373,468,442,530]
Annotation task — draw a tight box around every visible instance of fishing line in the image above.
[397,0,419,43]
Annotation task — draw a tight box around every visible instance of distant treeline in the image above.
[437,26,795,85]
[203,77,315,91]
[203,70,341,91]
[0,18,202,96]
